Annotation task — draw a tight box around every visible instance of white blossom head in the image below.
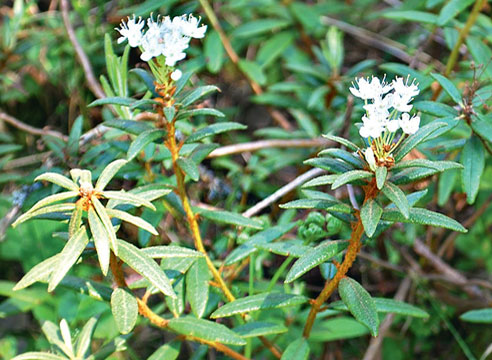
[350,76,392,100]
[360,114,384,138]
[171,69,182,81]
[116,15,145,47]
[399,113,420,134]
[392,76,419,99]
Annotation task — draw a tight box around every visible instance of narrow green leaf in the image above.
[394,122,447,162]
[48,227,89,292]
[147,342,181,360]
[234,322,287,338]
[339,277,379,336]
[180,85,220,107]
[438,168,458,206]
[195,208,263,229]
[102,190,155,210]
[211,293,307,318]
[28,191,79,215]
[142,246,203,259]
[89,97,134,107]
[106,208,158,235]
[186,122,247,143]
[13,255,59,291]
[285,240,349,283]
[238,60,267,86]
[466,36,492,79]
[67,115,83,156]
[304,157,353,174]
[95,159,127,191]
[177,157,199,181]
[231,19,291,38]
[12,203,75,227]
[255,240,309,258]
[69,203,83,238]
[177,108,225,120]
[75,317,98,359]
[186,258,210,318]
[382,10,437,24]
[318,148,365,169]
[12,353,66,360]
[204,30,224,73]
[111,288,138,334]
[104,119,153,135]
[92,197,118,256]
[281,338,310,360]
[375,167,387,190]
[168,317,246,345]
[35,172,78,191]
[414,100,458,117]
[88,208,110,276]
[381,181,409,219]
[127,129,167,161]
[331,297,429,318]
[431,73,462,104]
[117,240,176,298]
[302,174,339,188]
[257,31,294,67]
[41,320,73,357]
[471,114,492,143]
[460,136,484,204]
[360,199,383,238]
[310,317,369,341]
[381,208,467,233]
[322,134,359,151]
[437,0,474,26]
[460,309,492,324]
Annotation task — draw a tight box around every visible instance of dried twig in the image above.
[60,0,105,100]
[242,168,325,218]
[0,110,68,141]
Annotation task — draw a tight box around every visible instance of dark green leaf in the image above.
[231,19,291,38]
[381,208,467,233]
[180,85,220,107]
[195,208,263,229]
[304,157,353,174]
[111,288,138,334]
[318,148,365,169]
[285,240,349,282]
[233,322,287,338]
[437,0,474,25]
[381,181,409,219]
[238,60,267,86]
[360,199,383,238]
[382,10,437,24]
[186,258,210,318]
[431,73,462,104]
[257,32,294,67]
[280,338,310,360]
[375,167,387,190]
[177,157,199,181]
[460,309,492,324]
[127,129,167,161]
[104,119,153,135]
[322,134,359,151]
[414,101,458,117]
[331,297,429,318]
[460,136,484,204]
[186,122,247,143]
[148,342,181,360]
[280,199,352,214]
[394,122,447,162]
[338,277,379,336]
[89,97,134,107]
[204,30,224,73]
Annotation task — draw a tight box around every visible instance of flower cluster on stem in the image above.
[350,75,420,170]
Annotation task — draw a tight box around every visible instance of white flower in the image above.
[359,114,384,138]
[116,15,145,47]
[387,120,400,132]
[364,94,392,119]
[365,147,377,171]
[399,113,420,134]
[180,14,207,38]
[171,69,182,81]
[350,76,392,100]
[393,76,419,99]
[389,93,413,113]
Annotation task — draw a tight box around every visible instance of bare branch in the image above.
[0,110,68,141]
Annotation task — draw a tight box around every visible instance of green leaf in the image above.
[143,246,203,259]
[285,240,349,283]
[238,59,267,86]
[338,277,379,336]
[26,191,79,214]
[211,293,307,318]
[95,159,127,191]
[35,172,78,191]
[13,254,59,291]
[148,342,181,360]
[92,197,118,256]
[177,157,199,181]
[310,316,369,341]
[225,222,298,265]
[177,108,225,120]
[360,199,383,238]
[231,19,291,38]
[318,149,365,169]
[466,36,492,79]
[302,174,339,188]
[438,168,458,206]
[379,63,433,90]
[186,258,210,318]
[304,157,353,174]
[168,317,246,346]
[127,129,167,161]
[102,190,156,210]
[106,209,159,237]
[280,199,352,214]
[180,85,220,107]
[375,167,387,190]
[437,0,474,25]
[104,119,153,135]
[195,208,263,229]
[414,101,458,117]
[382,10,437,24]
[255,240,309,258]
[67,115,83,156]
[471,114,492,143]
[460,309,492,324]
[394,122,447,162]
[186,122,247,143]
[431,73,462,104]
[48,227,89,292]
[460,136,484,204]
[117,240,176,298]
[331,170,372,189]
[322,134,359,151]
[331,298,429,318]
[12,203,76,227]
[381,208,467,233]
[89,97,134,107]
[111,288,138,334]
[381,181,409,219]
[75,317,98,359]
[257,31,294,67]
[88,208,110,276]
[281,338,310,360]
[391,159,461,171]
[204,30,224,73]
[12,353,66,360]
[233,322,287,338]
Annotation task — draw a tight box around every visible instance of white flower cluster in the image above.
[116,14,207,66]
[350,76,421,138]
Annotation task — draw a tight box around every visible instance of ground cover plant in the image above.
[1,0,492,359]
